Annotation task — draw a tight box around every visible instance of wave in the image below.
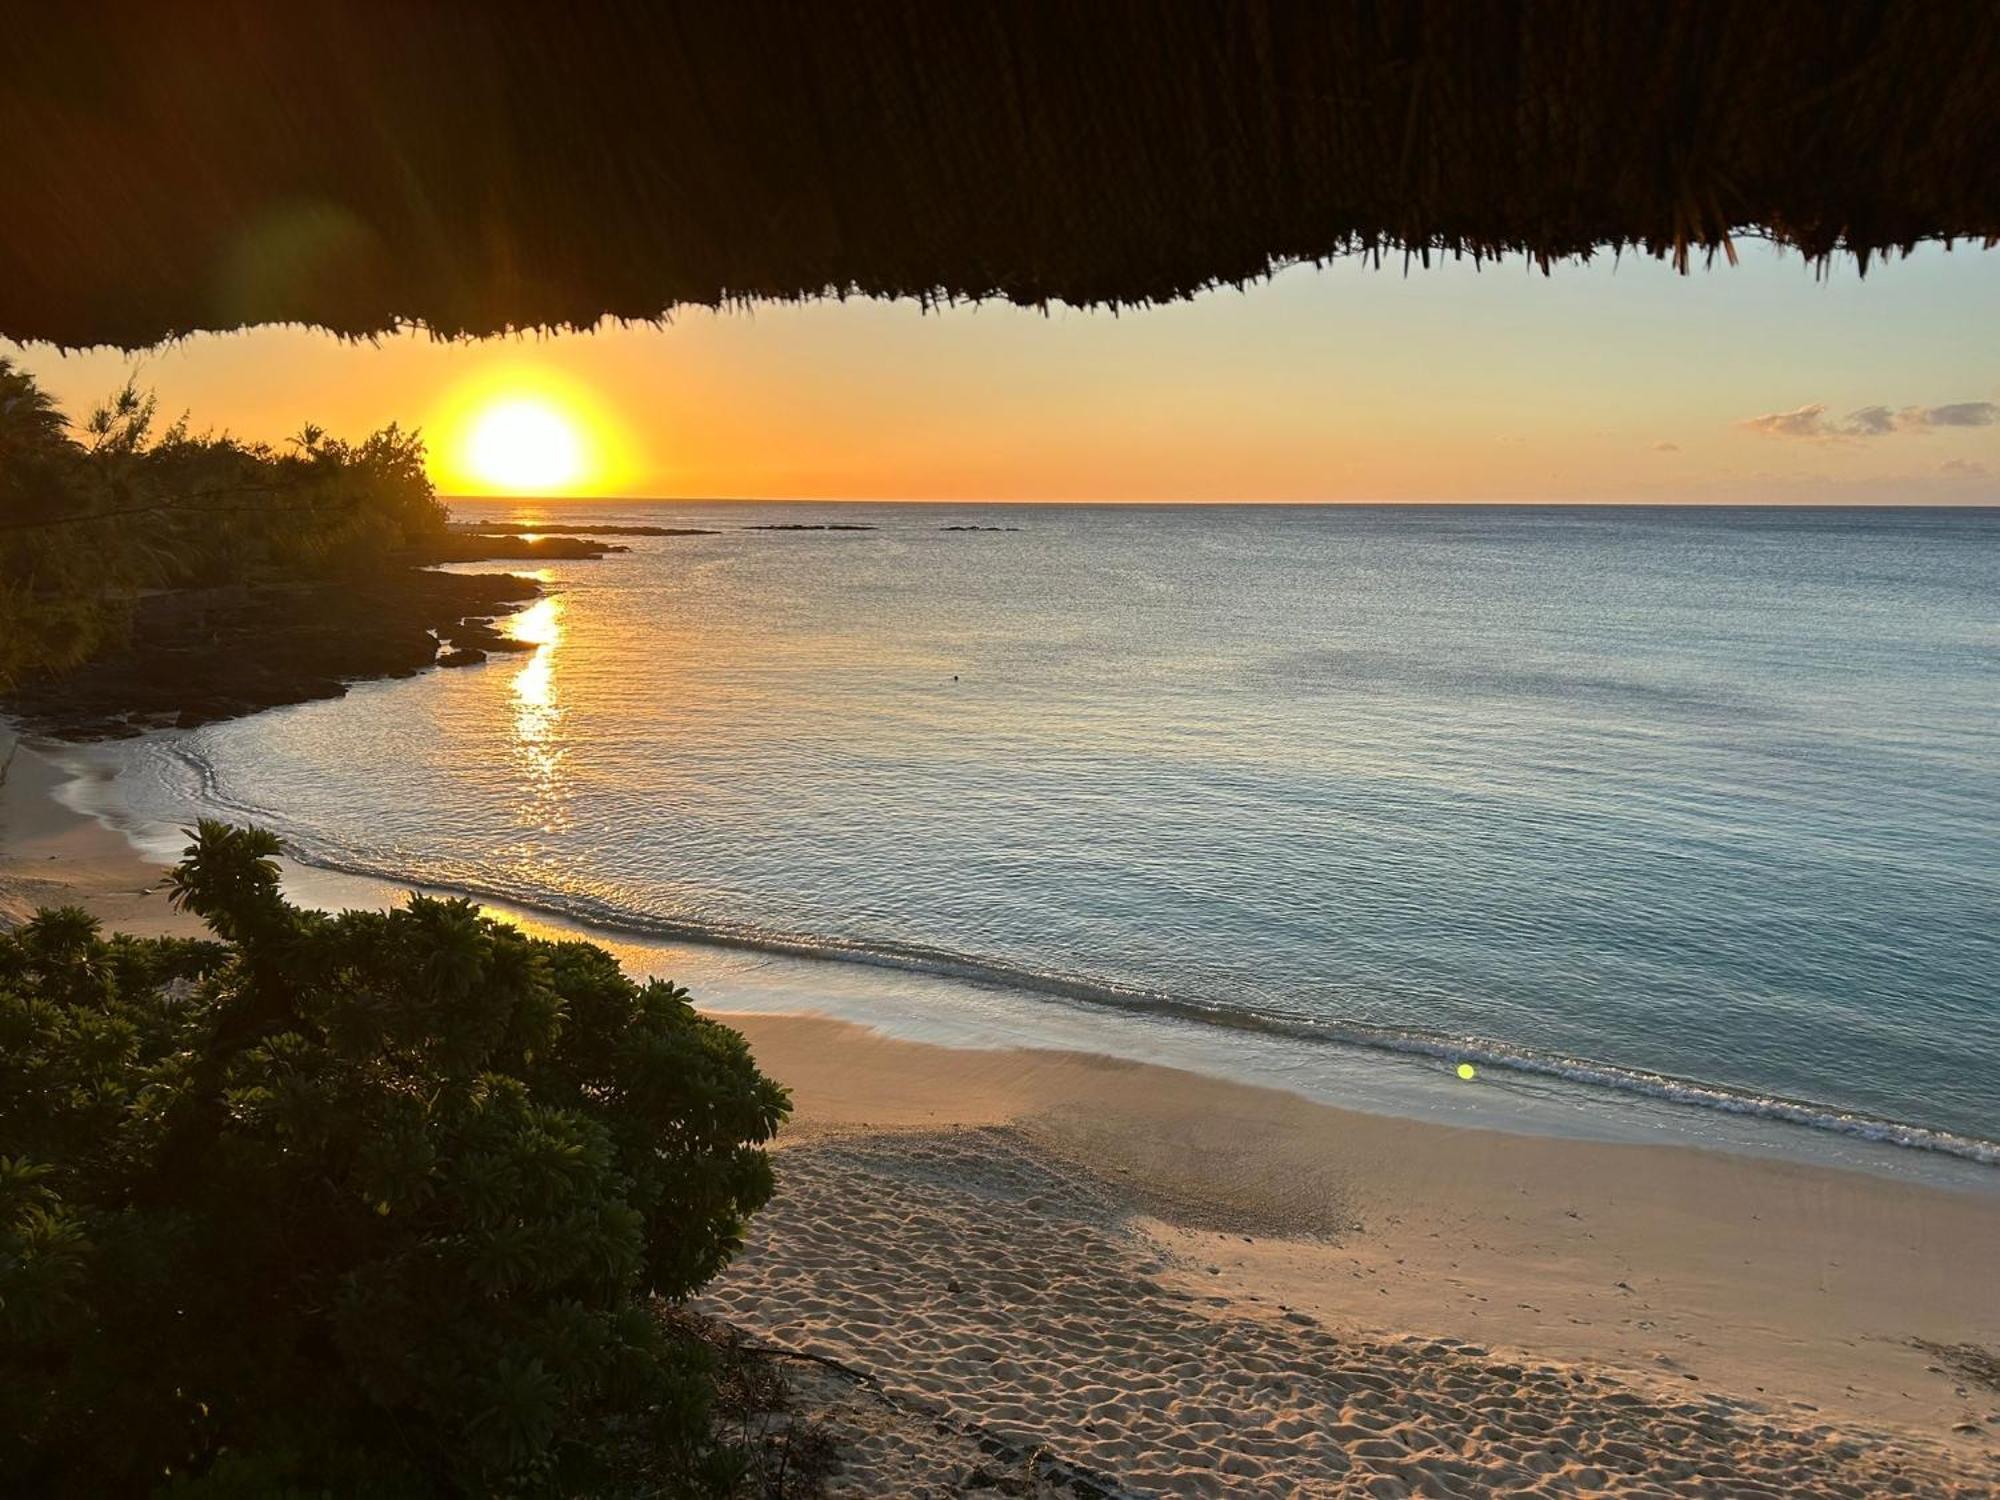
[137,736,2000,1172]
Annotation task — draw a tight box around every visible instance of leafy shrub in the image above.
[0,823,790,1495]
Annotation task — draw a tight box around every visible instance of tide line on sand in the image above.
[133,728,2000,1174]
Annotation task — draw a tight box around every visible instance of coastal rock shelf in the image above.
[2,570,541,740]
[0,521,658,741]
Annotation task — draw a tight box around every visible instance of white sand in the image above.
[697,1019,2000,1496]
[704,1123,1998,1496]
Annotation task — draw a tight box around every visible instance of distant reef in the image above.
[447,522,719,538]
[742,523,877,531]
[428,533,627,560]
[939,525,1020,532]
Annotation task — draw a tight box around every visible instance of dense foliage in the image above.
[0,357,448,689]
[0,823,791,1496]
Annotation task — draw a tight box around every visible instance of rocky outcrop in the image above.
[421,534,626,561]
[3,570,542,740]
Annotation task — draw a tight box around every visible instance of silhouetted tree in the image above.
[0,359,451,690]
[1,822,790,1496]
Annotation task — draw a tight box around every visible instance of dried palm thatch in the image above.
[4,1,1998,350]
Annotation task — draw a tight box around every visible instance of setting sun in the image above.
[425,364,635,497]
[466,399,584,491]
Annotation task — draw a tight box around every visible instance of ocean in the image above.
[74,503,2000,1169]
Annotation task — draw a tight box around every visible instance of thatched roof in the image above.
[5,2,1998,349]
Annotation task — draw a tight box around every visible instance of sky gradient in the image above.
[8,243,1997,504]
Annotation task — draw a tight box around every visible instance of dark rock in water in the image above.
[742,523,877,531]
[939,524,1021,532]
[436,647,486,668]
[419,534,625,561]
[3,569,541,742]
[450,620,536,654]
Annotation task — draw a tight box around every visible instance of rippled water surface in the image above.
[114,504,2000,1150]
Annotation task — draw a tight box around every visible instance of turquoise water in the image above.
[106,504,1999,1157]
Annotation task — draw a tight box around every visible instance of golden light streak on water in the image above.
[507,597,567,829]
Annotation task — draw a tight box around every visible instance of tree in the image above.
[0,823,790,1496]
[0,357,111,684]
[0,359,453,691]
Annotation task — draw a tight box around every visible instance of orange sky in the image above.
[8,247,1998,504]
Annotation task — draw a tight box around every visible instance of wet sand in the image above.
[0,737,207,938]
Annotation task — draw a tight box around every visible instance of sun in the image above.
[427,366,633,497]
[464,398,586,492]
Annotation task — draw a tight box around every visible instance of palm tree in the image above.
[0,356,73,464]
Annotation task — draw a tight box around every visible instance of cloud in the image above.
[1842,405,1897,436]
[1738,399,1998,440]
[1907,401,1997,429]
[1940,458,1989,476]
[1651,440,1679,452]
[1739,403,1834,439]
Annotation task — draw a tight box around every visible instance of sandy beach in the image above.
[0,736,208,940]
[5,737,1997,1496]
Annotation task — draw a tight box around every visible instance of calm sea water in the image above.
[104,504,2000,1156]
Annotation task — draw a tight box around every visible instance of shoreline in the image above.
[0,568,543,742]
[42,726,2000,1187]
[0,521,623,744]
[5,734,2000,1491]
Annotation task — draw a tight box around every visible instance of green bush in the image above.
[0,823,790,1496]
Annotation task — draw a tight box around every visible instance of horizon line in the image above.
[441,495,2000,510]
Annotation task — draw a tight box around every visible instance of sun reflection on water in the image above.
[508,595,563,649]
[506,597,567,827]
